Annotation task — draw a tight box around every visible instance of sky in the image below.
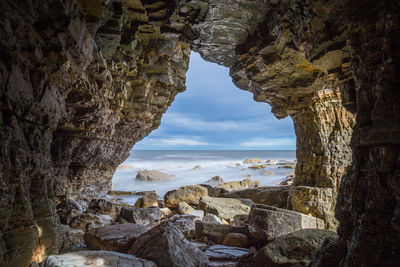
[134,52,296,150]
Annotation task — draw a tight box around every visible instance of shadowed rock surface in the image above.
[83,223,149,253]
[255,229,338,267]
[248,204,324,247]
[128,221,209,267]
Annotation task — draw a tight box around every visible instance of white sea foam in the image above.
[111,150,296,204]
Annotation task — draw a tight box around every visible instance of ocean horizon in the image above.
[111,150,296,204]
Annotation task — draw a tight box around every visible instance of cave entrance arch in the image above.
[111,52,297,202]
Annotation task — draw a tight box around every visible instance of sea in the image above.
[111,150,296,204]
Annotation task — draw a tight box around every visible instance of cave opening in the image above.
[111,52,296,204]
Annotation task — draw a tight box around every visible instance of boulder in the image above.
[195,221,249,244]
[203,213,223,224]
[40,251,156,267]
[266,159,276,163]
[254,229,338,267]
[198,196,254,220]
[222,233,248,248]
[69,214,112,231]
[128,221,209,267]
[207,176,224,184]
[178,201,195,214]
[289,186,337,229]
[243,158,263,164]
[248,204,325,247]
[85,198,126,221]
[83,223,149,253]
[248,164,267,169]
[164,185,209,207]
[221,186,291,209]
[119,206,162,225]
[215,179,259,192]
[56,199,83,225]
[136,169,170,182]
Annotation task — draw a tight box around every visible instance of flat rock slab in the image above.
[199,196,254,220]
[83,223,149,253]
[255,229,338,266]
[222,186,291,209]
[215,179,259,191]
[248,204,325,246]
[40,250,156,267]
[206,245,251,261]
[129,221,209,267]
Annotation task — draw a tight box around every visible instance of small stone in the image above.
[193,165,201,170]
[261,170,275,175]
[248,164,267,169]
[207,176,224,184]
[243,158,264,164]
[277,162,296,169]
[215,179,259,191]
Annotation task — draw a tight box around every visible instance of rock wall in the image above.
[0,0,192,265]
[227,0,356,229]
[316,0,400,265]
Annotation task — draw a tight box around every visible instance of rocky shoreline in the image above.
[37,159,338,267]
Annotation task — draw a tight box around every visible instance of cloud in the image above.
[163,113,271,132]
[138,136,209,147]
[240,138,296,147]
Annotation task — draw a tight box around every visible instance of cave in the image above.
[0,0,399,266]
